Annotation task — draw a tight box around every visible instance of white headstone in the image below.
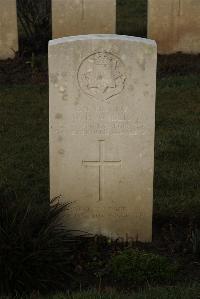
[0,0,18,60]
[148,0,200,54]
[52,0,116,39]
[49,35,157,242]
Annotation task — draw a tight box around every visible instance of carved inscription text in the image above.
[72,106,145,136]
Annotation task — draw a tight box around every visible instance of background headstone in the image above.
[52,0,116,38]
[0,0,18,60]
[148,0,200,54]
[49,35,157,242]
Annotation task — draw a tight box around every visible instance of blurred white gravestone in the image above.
[49,35,157,242]
[52,0,116,38]
[0,0,18,60]
[148,0,200,54]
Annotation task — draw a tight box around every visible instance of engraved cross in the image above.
[82,140,121,201]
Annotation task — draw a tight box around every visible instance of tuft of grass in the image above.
[32,284,200,299]
[109,249,177,287]
[0,186,80,294]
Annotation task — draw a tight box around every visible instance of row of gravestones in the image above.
[0,0,200,60]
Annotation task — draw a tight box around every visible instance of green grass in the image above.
[1,285,199,299]
[0,84,49,202]
[37,285,200,299]
[0,74,199,221]
[155,75,200,220]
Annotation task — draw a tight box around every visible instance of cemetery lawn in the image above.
[155,73,200,221]
[0,84,49,202]
[1,285,200,299]
[48,284,200,298]
[0,64,199,223]
[0,56,200,289]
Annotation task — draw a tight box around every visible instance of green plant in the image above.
[49,284,200,298]
[0,185,79,295]
[109,249,177,287]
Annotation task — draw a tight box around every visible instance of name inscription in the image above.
[71,105,144,136]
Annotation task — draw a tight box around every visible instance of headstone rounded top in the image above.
[49,34,157,47]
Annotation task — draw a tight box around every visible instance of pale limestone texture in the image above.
[0,0,18,59]
[148,0,200,54]
[49,35,157,242]
[52,0,116,38]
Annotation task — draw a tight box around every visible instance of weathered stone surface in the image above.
[148,0,200,54]
[0,0,18,60]
[49,35,157,242]
[52,0,116,38]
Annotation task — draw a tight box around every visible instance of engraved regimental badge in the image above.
[78,52,126,101]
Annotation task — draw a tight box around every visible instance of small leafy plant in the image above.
[109,249,177,287]
[0,184,79,294]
